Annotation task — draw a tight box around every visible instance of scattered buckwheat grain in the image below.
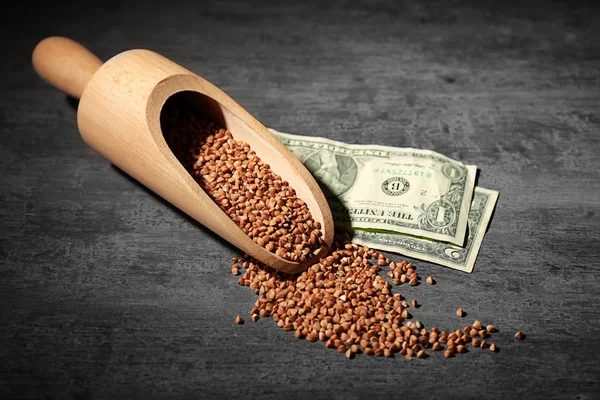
[515,331,525,340]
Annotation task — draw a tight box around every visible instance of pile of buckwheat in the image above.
[232,231,511,360]
[162,100,324,262]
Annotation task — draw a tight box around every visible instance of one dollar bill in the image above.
[350,187,499,273]
[271,129,476,246]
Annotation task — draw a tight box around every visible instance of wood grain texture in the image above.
[1,0,599,399]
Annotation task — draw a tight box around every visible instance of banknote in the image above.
[271,129,477,246]
[350,187,499,273]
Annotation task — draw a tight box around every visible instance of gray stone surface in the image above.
[1,1,599,399]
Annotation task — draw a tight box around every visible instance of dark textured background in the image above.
[1,1,600,399]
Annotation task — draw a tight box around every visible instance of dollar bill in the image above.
[271,129,477,246]
[350,187,499,273]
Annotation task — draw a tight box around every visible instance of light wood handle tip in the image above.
[32,36,103,99]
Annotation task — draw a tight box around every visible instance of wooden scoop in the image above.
[32,36,334,274]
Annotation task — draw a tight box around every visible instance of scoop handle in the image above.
[32,37,103,99]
